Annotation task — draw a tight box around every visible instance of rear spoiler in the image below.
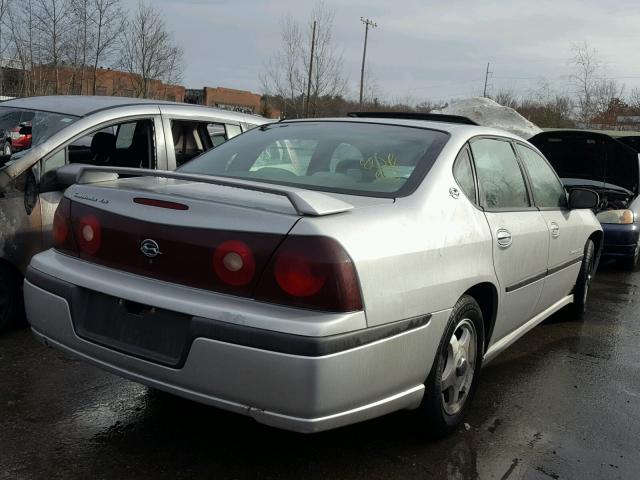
[57,164,354,217]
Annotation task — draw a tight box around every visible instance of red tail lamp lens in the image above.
[76,215,102,255]
[213,240,256,286]
[52,202,70,246]
[52,197,77,254]
[274,252,327,297]
[256,236,363,312]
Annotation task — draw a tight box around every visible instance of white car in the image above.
[25,113,602,436]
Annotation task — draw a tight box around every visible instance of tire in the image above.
[0,264,22,331]
[3,142,11,156]
[416,294,485,439]
[571,240,596,320]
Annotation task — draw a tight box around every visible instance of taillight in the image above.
[274,250,327,297]
[213,240,256,286]
[256,236,362,312]
[52,197,77,254]
[76,214,102,255]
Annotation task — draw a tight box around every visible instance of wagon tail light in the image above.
[53,197,103,256]
[52,197,77,253]
[255,236,363,312]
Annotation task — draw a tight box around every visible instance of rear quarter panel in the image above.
[291,140,496,327]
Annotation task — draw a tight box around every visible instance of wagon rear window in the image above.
[179,121,449,197]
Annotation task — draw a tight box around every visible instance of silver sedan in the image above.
[24,114,602,437]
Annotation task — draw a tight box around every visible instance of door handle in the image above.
[550,222,560,238]
[496,229,512,248]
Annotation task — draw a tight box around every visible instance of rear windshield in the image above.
[179,121,449,197]
[0,106,79,151]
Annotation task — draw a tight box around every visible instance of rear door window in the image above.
[65,119,155,169]
[453,147,476,203]
[516,144,567,208]
[226,124,242,139]
[471,138,530,209]
[171,120,236,166]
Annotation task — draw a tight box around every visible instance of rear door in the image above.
[515,143,584,311]
[470,137,550,340]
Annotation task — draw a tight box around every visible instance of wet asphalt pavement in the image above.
[1,261,639,480]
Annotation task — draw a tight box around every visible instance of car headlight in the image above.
[596,209,635,224]
[9,131,20,139]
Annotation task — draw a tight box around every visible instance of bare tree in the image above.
[64,0,89,94]
[569,42,624,125]
[0,0,11,96]
[570,42,600,123]
[33,0,73,94]
[261,1,346,118]
[90,0,123,94]
[5,0,41,95]
[492,89,520,109]
[629,88,640,113]
[119,0,183,99]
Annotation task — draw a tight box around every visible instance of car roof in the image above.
[281,116,527,141]
[0,95,261,121]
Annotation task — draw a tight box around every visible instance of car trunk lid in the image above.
[62,180,309,298]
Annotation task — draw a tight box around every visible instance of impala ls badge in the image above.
[140,239,162,258]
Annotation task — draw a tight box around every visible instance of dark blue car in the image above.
[531,130,640,269]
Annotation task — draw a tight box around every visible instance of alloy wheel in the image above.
[441,318,477,416]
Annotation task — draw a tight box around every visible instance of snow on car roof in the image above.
[432,97,543,139]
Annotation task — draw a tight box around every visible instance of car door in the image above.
[470,137,550,340]
[515,143,584,311]
[38,115,165,247]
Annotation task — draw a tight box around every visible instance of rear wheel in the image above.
[571,240,596,319]
[0,264,22,331]
[416,295,484,439]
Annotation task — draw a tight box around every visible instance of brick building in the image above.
[1,64,280,118]
[0,65,185,101]
[186,87,261,114]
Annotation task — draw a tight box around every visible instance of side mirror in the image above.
[569,188,599,210]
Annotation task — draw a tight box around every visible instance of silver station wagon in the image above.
[0,96,269,330]
[25,113,602,436]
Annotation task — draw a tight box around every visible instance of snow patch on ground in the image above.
[433,97,542,139]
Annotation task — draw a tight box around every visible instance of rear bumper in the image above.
[24,254,449,433]
[602,223,640,257]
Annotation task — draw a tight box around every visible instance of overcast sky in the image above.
[123,0,640,103]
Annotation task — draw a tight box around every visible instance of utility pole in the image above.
[483,62,492,97]
[305,21,317,118]
[359,17,377,105]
